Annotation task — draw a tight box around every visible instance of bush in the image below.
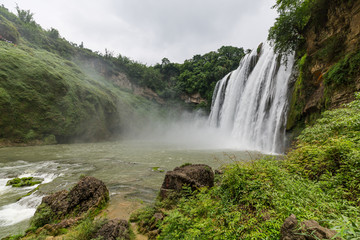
[286,93,360,203]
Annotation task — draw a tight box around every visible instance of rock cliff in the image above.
[287,0,360,130]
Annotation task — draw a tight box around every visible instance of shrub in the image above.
[286,93,360,203]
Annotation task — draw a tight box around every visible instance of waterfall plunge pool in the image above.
[0,140,264,238]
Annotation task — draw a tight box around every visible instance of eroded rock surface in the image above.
[36,176,109,224]
[93,218,130,240]
[160,164,214,199]
[280,214,339,240]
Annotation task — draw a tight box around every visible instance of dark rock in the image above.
[66,176,109,214]
[300,220,339,240]
[93,218,130,240]
[148,229,160,240]
[281,214,304,240]
[36,217,81,235]
[149,212,164,230]
[214,169,224,175]
[160,164,214,199]
[280,214,340,240]
[37,176,109,222]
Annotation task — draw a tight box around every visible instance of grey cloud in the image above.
[2,0,276,64]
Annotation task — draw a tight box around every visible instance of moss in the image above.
[30,203,54,229]
[286,54,307,130]
[324,50,360,87]
[179,163,192,168]
[16,186,40,201]
[6,177,43,187]
[314,34,345,62]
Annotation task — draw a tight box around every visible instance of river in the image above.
[0,140,263,238]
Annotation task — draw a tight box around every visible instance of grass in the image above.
[156,158,359,239]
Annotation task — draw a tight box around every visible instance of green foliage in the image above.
[286,54,308,130]
[6,177,42,187]
[324,50,360,87]
[30,204,54,229]
[130,206,160,234]
[331,216,360,239]
[314,34,345,62]
[286,93,360,203]
[67,217,105,240]
[173,46,245,109]
[158,158,359,239]
[0,41,161,143]
[268,0,313,55]
[154,97,360,238]
[15,4,34,24]
[0,15,20,43]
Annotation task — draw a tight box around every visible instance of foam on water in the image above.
[0,193,42,226]
[0,162,60,227]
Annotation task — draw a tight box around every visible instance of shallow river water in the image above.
[0,140,263,238]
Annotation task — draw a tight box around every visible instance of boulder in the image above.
[280,214,339,240]
[93,219,130,240]
[37,176,109,221]
[160,164,214,199]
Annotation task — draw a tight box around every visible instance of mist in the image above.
[123,109,248,151]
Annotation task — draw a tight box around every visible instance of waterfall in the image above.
[208,42,294,153]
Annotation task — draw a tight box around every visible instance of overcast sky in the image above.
[2,0,277,65]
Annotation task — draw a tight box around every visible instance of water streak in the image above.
[209,43,294,153]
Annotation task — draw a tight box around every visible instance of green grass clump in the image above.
[6,177,42,187]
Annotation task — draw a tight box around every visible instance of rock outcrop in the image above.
[280,214,339,240]
[287,0,360,131]
[93,218,130,240]
[40,176,109,220]
[181,92,207,104]
[160,164,214,199]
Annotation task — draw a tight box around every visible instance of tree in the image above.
[268,0,313,55]
[15,4,34,24]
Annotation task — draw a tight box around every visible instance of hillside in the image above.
[0,5,166,144]
[0,4,246,144]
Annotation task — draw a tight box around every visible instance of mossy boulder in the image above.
[160,164,214,200]
[31,176,109,228]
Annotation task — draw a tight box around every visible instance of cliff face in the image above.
[287,0,360,130]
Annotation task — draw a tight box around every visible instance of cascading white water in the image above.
[209,42,294,153]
